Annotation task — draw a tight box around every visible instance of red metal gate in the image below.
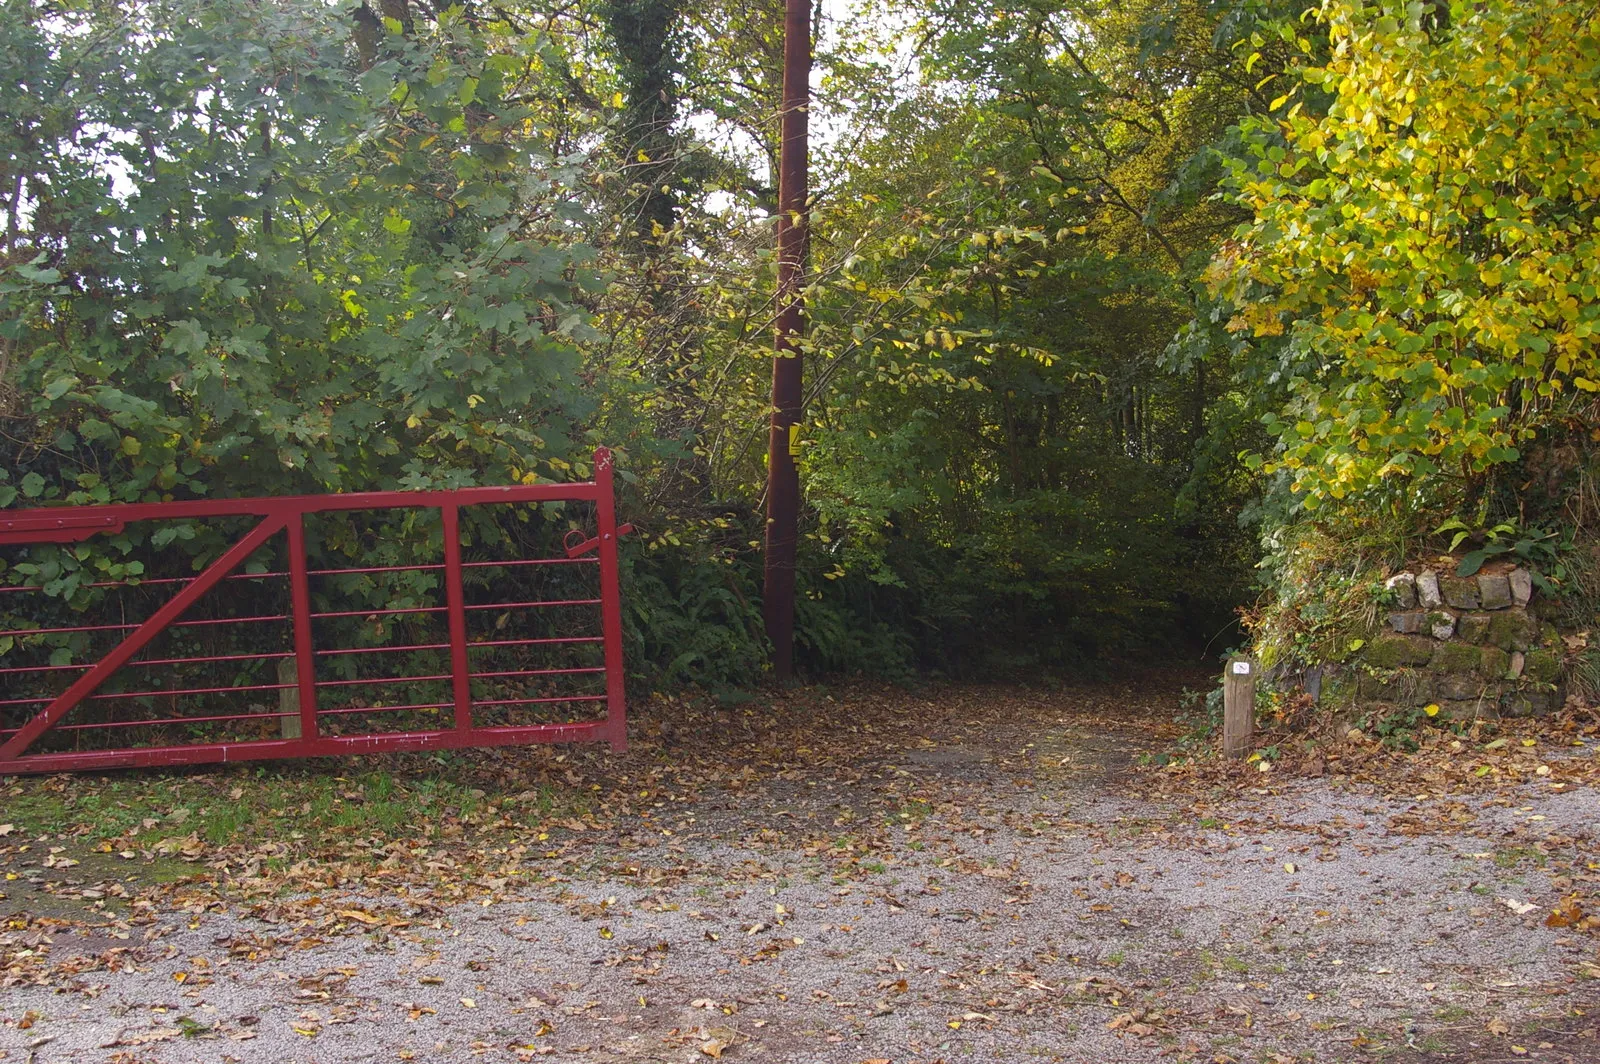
[0,448,629,774]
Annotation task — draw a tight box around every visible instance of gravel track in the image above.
[3,679,1598,1063]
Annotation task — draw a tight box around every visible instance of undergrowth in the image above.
[1248,516,1409,672]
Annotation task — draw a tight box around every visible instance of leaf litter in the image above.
[1,668,1597,1061]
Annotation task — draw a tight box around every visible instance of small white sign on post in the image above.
[1231,661,1251,675]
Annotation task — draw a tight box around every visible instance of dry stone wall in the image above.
[1328,564,1564,720]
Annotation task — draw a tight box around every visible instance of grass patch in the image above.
[1492,845,1547,869]
[1,754,589,866]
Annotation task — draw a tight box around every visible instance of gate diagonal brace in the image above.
[0,514,288,763]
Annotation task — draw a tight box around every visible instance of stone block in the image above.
[1416,569,1443,609]
[1457,612,1492,643]
[1524,649,1562,684]
[1388,610,1427,635]
[1430,611,1457,640]
[1441,576,1480,610]
[1385,572,1417,609]
[1435,672,1485,701]
[1359,669,1431,703]
[1487,610,1539,652]
[1320,670,1357,706]
[1366,635,1436,668]
[1509,568,1533,606]
[1439,699,1497,722]
[1479,646,1510,680]
[1431,641,1481,673]
[1501,688,1555,717]
[1477,573,1513,610]
[1508,650,1525,679]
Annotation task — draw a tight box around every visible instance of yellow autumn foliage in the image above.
[1210,0,1600,510]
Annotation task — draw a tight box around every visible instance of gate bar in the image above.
[0,482,603,543]
[3,722,610,774]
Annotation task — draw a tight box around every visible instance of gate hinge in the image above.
[0,513,124,545]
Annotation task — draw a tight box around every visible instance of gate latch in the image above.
[564,523,635,559]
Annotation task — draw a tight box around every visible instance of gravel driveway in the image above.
[3,677,1598,1063]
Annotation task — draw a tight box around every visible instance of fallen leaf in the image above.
[1546,895,1585,928]
[337,909,382,925]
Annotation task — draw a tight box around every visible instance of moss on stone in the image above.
[1523,649,1561,684]
[1320,672,1358,707]
[1365,635,1434,668]
[1358,668,1431,704]
[1457,613,1492,644]
[1430,641,1481,673]
[1487,610,1539,652]
[1440,576,1480,609]
[1478,645,1510,680]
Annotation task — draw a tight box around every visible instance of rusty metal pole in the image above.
[763,0,810,683]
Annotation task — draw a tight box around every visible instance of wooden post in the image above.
[277,657,302,740]
[1223,656,1254,759]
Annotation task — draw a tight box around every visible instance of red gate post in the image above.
[593,448,628,751]
[441,504,474,732]
[287,512,319,743]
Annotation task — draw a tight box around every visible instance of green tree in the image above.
[0,0,602,520]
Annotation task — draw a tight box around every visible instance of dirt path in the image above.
[3,673,1598,1063]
